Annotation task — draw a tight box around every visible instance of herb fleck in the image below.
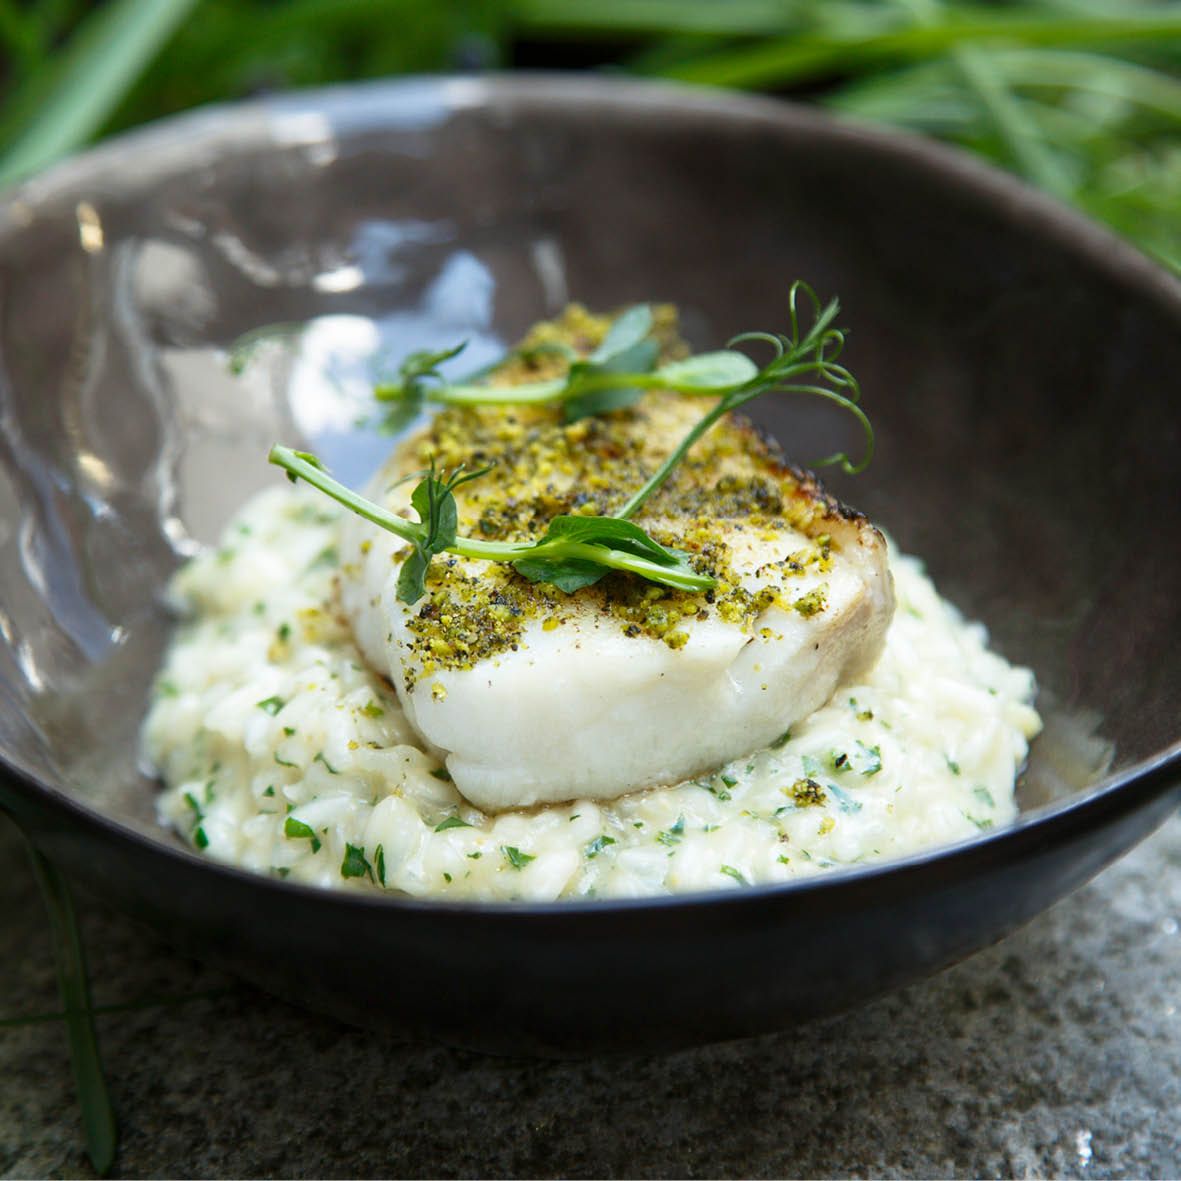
[657,815,686,847]
[284,816,322,854]
[501,845,535,870]
[341,843,374,880]
[585,835,617,859]
[826,781,863,814]
[852,740,882,776]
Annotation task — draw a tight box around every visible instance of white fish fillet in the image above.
[338,314,893,811]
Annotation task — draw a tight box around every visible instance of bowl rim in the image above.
[1,72,1179,915]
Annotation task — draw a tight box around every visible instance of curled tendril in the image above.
[719,282,872,476]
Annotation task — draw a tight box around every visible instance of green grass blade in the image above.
[888,0,1074,196]
[0,0,199,187]
[0,987,236,1030]
[998,48,1181,121]
[510,0,811,36]
[0,0,42,71]
[950,43,1075,197]
[830,48,1181,132]
[26,842,118,1178]
[656,13,1181,89]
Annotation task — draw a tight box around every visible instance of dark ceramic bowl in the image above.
[1,76,1178,1055]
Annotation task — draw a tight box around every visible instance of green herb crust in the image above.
[359,305,867,684]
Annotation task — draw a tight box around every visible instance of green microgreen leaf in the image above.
[256,695,286,716]
[562,333,661,421]
[396,547,430,605]
[655,350,759,389]
[508,554,607,593]
[373,340,469,435]
[392,460,475,603]
[591,304,653,361]
[434,815,472,832]
[561,376,647,422]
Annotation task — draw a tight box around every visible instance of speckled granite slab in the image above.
[1,809,1178,1179]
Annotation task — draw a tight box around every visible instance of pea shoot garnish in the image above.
[269,281,872,605]
[373,302,661,430]
[372,281,872,481]
[268,448,712,603]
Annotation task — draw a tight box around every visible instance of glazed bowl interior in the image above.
[0,77,1179,1050]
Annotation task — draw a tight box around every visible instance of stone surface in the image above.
[1,809,1178,1180]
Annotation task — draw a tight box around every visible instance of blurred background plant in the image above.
[0,0,1178,270]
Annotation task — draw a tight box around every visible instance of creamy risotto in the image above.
[144,483,1040,901]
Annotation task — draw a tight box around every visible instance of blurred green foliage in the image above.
[0,0,1178,269]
